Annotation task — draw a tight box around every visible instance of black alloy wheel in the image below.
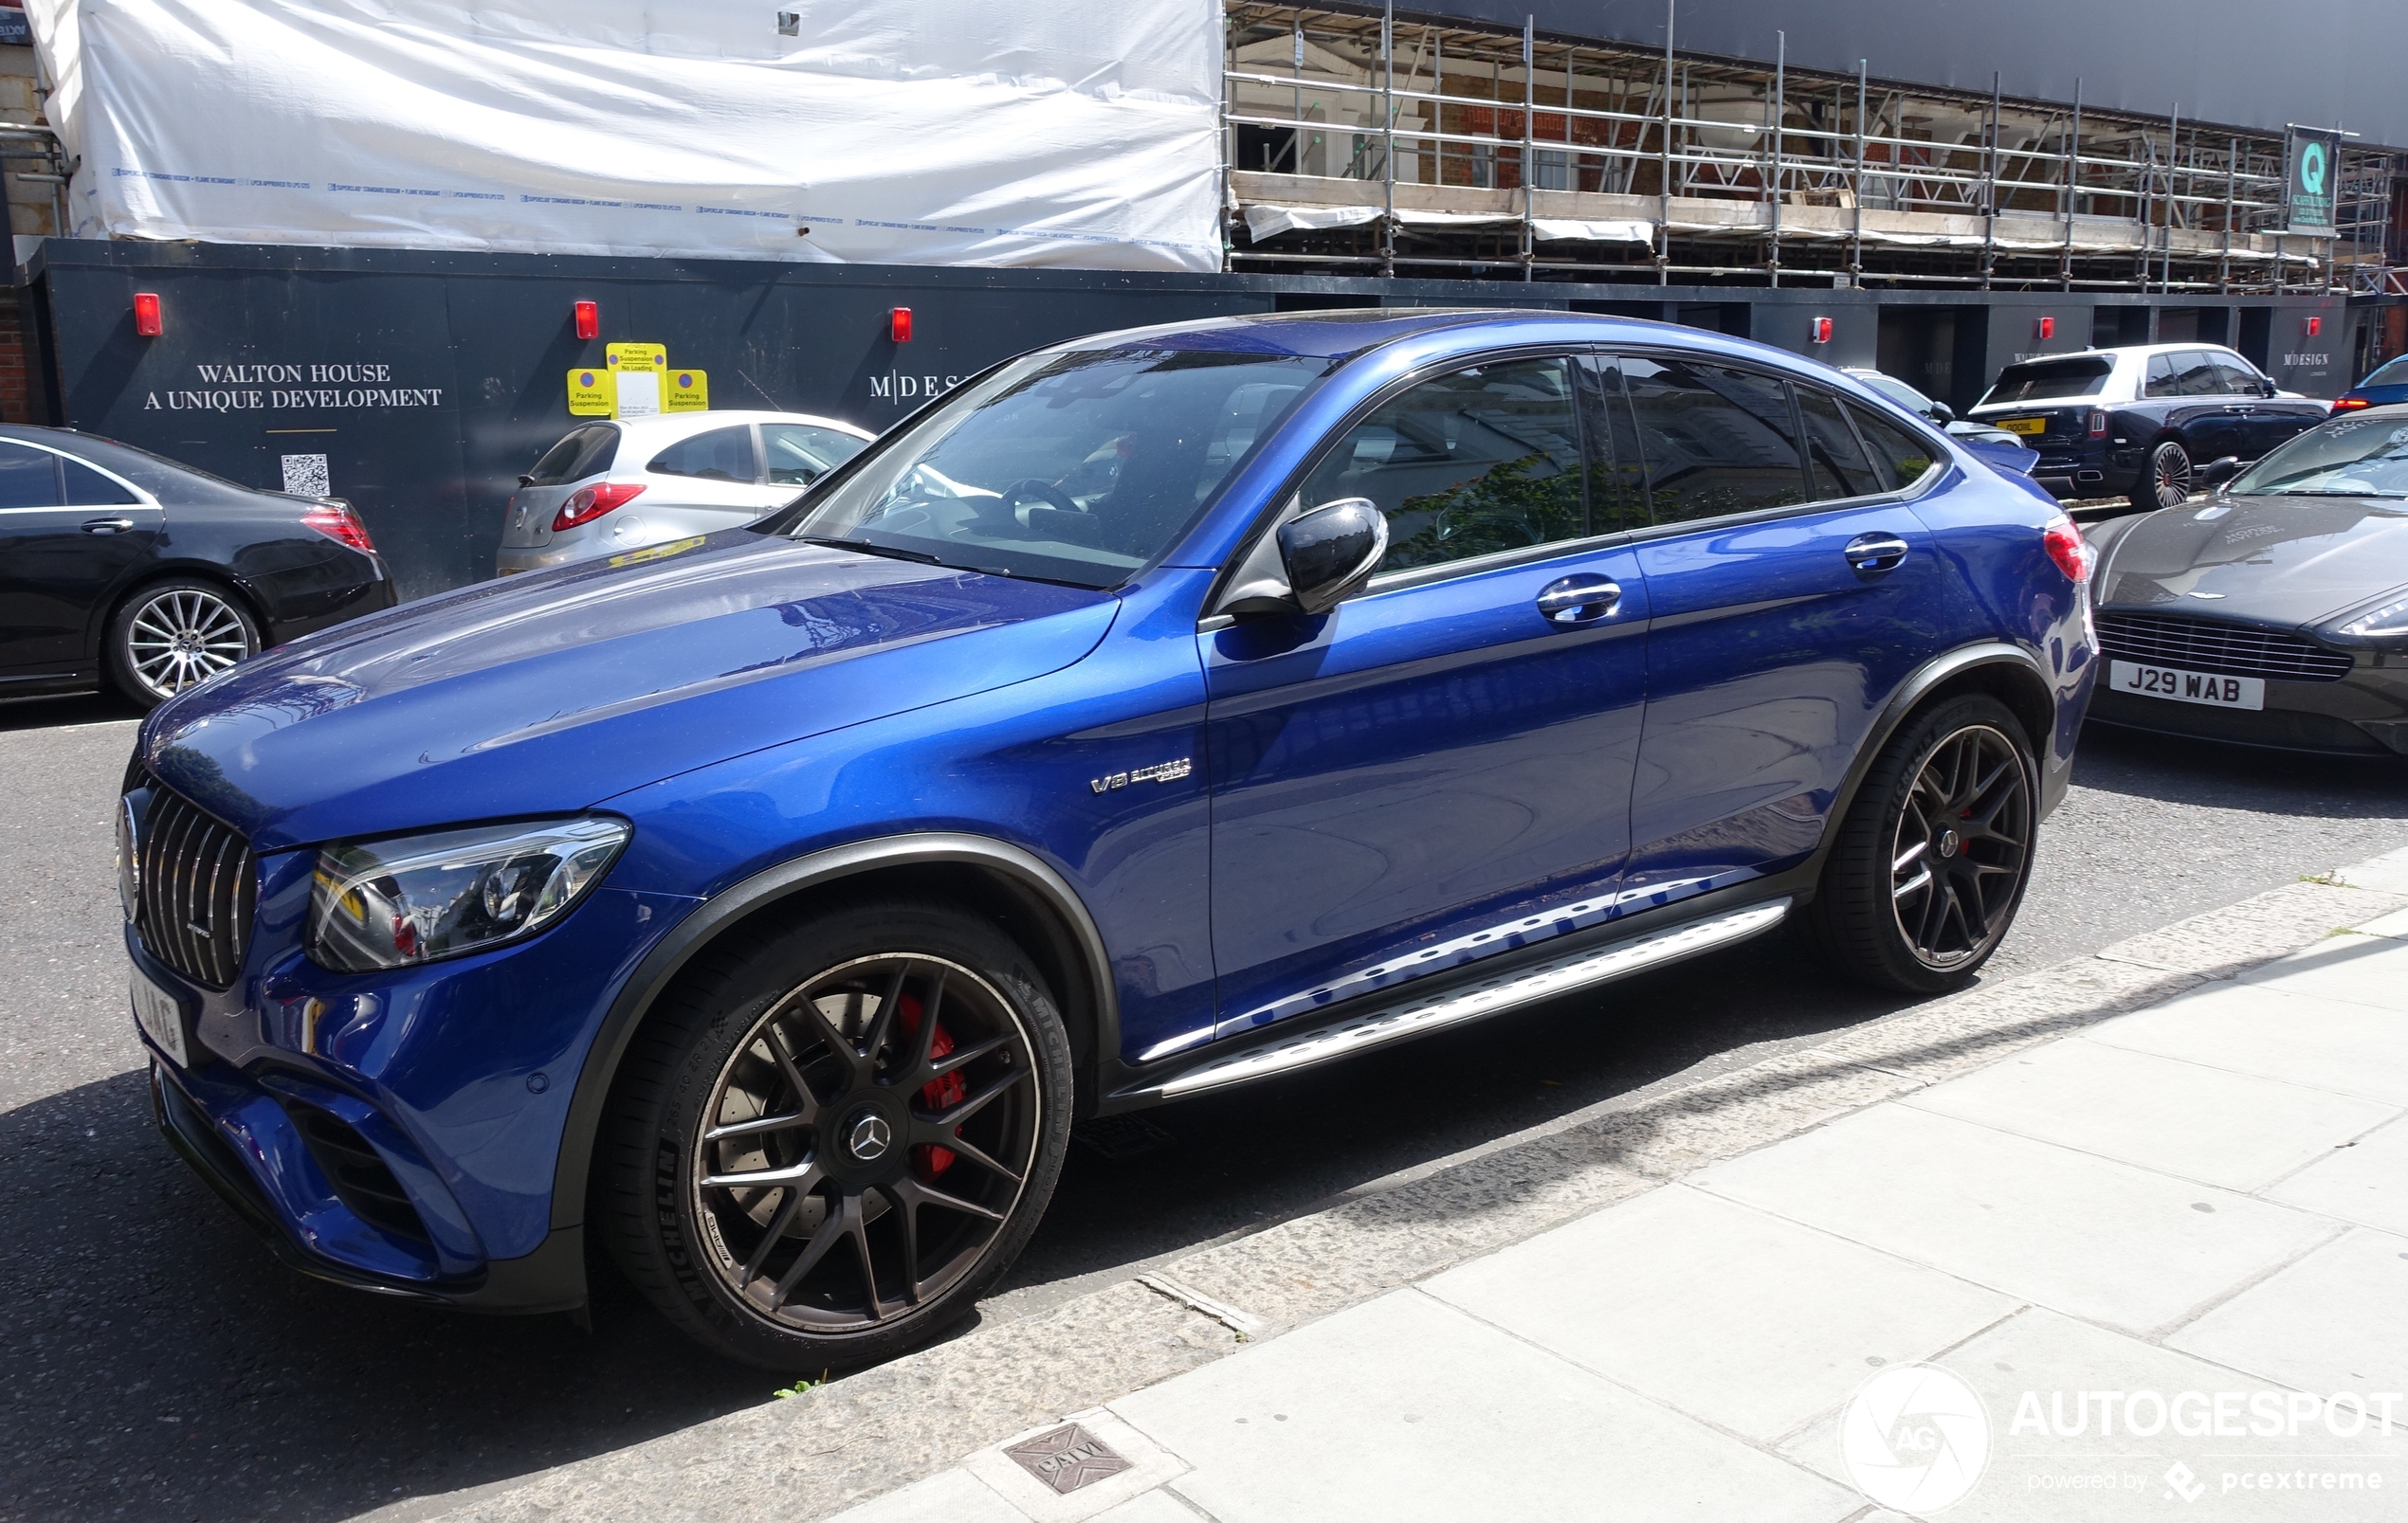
[603,901,1071,1369]
[2136,440,2194,512]
[1805,695,2037,994]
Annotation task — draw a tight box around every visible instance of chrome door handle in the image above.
[1844,533,1910,573]
[1535,574,1621,626]
[81,517,136,534]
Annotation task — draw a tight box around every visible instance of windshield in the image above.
[1979,357,2111,407]
[2230,415,2408,499]
[2360,355,2408,389]
[789,347,1326,587]
[1855,372,1934,413]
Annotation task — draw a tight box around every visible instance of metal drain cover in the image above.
[1004,1423,1132,1494]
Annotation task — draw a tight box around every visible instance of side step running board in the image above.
[1135,898,1791,1101]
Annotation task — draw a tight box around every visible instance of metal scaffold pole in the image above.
[2062,78,2080,291]
[1981,71,1998,291]
[1658,0,1673,285]
[1768,29,1783,287]
[1522,14,1534,281]
[2161,103,2180,293]
[2220,136,2235,294]
[1382,0,1396,276]
[1852,59,1866,287]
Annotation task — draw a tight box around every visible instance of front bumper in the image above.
[133,849,698,1312]
[2088,655,2408,755]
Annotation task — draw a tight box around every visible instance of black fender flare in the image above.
[547,832,1119,1237]
[1800,640,2061,886]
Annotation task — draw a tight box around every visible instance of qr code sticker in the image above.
[281,453,331,497]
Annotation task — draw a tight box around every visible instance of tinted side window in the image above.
[2209,354,2265,396]
[1301,357,1583,575]
[527,424,619,485]
[1849,404,1940,493]
[1619,357,1807,523]
[760,424,867,487]
[61,457,138,505]
[2144,354,2180,399]
[648,426,758,482]
[1797,386,1882,499]
[1578,356,1651,533]
[2172,351,2224,397]
[0,443,60,508]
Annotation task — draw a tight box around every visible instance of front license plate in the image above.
[1997,416,2047,436]
[131,967,190,1067]
[2109,660,2265,711]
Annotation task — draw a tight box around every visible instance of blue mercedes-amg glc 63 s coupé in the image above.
[121,310,2096,1369]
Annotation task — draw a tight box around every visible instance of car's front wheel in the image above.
[2134,439,2193,512]
[600,900,1072,1370]
[1805,695,2037,994]
[106,578,261,709]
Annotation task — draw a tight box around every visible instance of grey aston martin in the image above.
[2086,403,2408,756]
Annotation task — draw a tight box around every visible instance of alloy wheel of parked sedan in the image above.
[693,953,1039,1333]
[109,580,261,707]
[1887,722,2033,970]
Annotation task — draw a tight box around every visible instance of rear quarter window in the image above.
[526,424,619,485]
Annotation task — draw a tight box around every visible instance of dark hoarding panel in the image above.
[1431,0,2408,151]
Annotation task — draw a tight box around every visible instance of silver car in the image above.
[495,410,872,575]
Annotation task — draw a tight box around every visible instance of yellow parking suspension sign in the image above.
[566,367,615,417]
[605,341,667,372]
[665,370,708,411]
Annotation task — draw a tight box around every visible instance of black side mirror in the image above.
[1277,498,1389,615]
[2198,456,2244,489]
[1926,400,1956,425]
[517,474,536,487]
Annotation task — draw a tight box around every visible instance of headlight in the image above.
[308,817,629,973]
[2320,590,2408,649]
[117,793,144,922]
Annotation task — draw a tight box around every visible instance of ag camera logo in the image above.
[1839,1364,1992,1512]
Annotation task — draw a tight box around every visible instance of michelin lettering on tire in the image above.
[1839,1363,1991,1512]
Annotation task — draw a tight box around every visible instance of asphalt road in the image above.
[4,689,2405,1523]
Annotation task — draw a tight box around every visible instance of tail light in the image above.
[301,500,376,553]
[553,481,646,531]
[2331,396,2371,410]
[2042,515,2092,584]
[2087,409,2107,438]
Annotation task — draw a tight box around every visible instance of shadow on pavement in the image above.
[0,690,145,734]
[2073,719,2408,816]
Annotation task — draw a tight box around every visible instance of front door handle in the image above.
[1535,573,1621,626]
[1844,533,1910,573]
[82,517,136,535]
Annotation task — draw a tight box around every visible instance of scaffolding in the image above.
[1222,2,2400,294]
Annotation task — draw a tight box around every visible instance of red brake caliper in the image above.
[895,993,965,1180]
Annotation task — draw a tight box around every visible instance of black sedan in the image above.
[0,426,394,708]
[2086,403,2408,755]
[1969,344,2328,513]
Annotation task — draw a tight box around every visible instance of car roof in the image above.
[1046,306,1806,365]
[606,409,872,441]
[2008,343,2252,364]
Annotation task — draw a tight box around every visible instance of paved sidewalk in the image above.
[826,851,2408,1523]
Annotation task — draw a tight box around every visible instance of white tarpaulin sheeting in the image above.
[25,0,1222,270]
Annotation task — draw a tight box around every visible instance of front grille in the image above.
[2094,613,2355,683]
[289,1105,429,1242]
[132,779,257,989]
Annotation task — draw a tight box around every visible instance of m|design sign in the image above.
[2286,131,2338,237]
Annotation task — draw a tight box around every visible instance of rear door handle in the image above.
[1844,533,1910,573]
[1535,573,1621,626]
[81,517,136,535]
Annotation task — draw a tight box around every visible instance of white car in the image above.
[496,409,873,575]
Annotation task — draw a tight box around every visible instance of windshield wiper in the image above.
[2272,489,2408,498]
[798,534,944,565]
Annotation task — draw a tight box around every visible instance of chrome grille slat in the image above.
[126,775,255,991]
[2095,613,2353,683]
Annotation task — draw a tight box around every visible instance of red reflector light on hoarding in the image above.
[574,300,599,340]
[2305,316,2323,337]
[133,292,162,336]
[552,481,645,531]
[301,501,376,553]
[890,307,913,343]
[1808,316,1833,344]
[2037,316,2055,340]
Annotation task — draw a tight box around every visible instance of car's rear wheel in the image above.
[1805,695,2036,994]
[2133,439,2193,512]
[600,900,1072,1370]
[106,578,261,709]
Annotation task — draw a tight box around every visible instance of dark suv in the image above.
[1968,344,2327,513]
